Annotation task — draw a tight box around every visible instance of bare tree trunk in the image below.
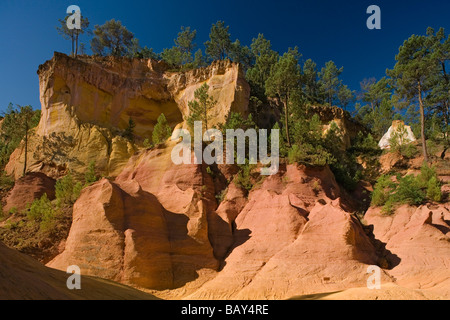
[23,120,28,177]
[204,103,208,132]
[71,30,75,57]
[418,81,429,163]
[284,96,291,147]
[75,31,79,56]
[442,61,449,142]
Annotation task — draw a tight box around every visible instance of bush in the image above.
[427,176,442,202]
[353,132,380,154]
[143,138,152,148]
[371,175,396,206]
[0,172,14,190]
[55,172,83,205]
[85,161,98,185]
[152,113,172,145]
[392,175,425,206]
[372,164,442,214]
[235,163,255,192]
[416,162,436,188]
[28,194,53,221]
[122,117,136,142]
[401,143,418,159]
[288,143,334,166]
[27,194,61,232]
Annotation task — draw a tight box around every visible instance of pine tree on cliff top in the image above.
[205,21,232,61]
[265,47,302,147]
[56,14,90,57]
[90,19,134,57]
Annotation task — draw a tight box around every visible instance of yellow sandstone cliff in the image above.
[6,52,250,179]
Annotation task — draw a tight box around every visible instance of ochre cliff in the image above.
[6,53,249,179]
[2,53,449,300]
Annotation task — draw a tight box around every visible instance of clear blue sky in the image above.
[1,0,449,113]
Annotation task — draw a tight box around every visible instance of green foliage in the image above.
[386,27,450,161]
[55,172,82,205]
[416,162,438,188]
[161,26,198,67]
[122,117,136,142]
[235,163,255,192]
[265,48,302,102]
[27,194,63,233]
[90,19,134,57]
[187,83,217,132]
[143,138,152,148]
[128,39,159,59]
[0,104,40,169]
[352,132,380,154]
[193,49,206,68]
[372,164,442,214]
[287,143,333,167]
[85,161,98,185]
[426,139,439,157]
[392,175,425,206]
[161,47,185,68]
[354,97,394,141]
[265,47,302,145]
[402,144,418,159]
[204,21,232,61]
[372,175,396,207]
[220,112,256,132]
[388,122,418,158]
[175,26,197,53]
[152,113,172,145]
[427,176,442,202]
[228,39,253,71]
[246,34,279,100]
[302,59,320,104]
[318,61,343,106]
[0,171,14,190]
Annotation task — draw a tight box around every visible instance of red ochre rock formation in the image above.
[365,203,450,298]
[4,172,56,213]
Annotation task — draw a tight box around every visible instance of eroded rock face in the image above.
[48,179,178,289]
[365,204,450,297]
[186,165,381,299]
[309,105,367,150]
[4,172,56,213]
[48,143,225,290]
[50,158,385,298]
[6,53,249,180]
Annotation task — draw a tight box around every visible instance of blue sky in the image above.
[1,0,449,113]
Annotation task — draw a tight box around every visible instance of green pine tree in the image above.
[265,48,302,146]
[152,113,172,145]
[187,83,217,132]
[204,21,232,61]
